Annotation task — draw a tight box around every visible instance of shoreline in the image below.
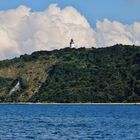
[0,102,139,105]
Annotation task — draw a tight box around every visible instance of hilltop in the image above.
[0,44,140,103]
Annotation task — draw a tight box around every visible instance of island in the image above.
[0,44,139,103]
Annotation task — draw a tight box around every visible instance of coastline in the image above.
[0,102,139,105]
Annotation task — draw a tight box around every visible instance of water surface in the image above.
[0,104,140,140]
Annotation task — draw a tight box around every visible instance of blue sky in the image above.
[0,0,140,27]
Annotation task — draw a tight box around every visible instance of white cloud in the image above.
[95,19,134,47]
[0,4,139,60]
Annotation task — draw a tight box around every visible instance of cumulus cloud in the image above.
[0,4,140,60]
[96,19,132,47]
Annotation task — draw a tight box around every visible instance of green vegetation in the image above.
[0,44,140,103]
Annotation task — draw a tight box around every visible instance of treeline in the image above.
[0,44,140,103]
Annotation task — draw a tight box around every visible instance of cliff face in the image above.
[0,45,140,103]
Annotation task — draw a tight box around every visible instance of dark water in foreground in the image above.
[0,104,140,140]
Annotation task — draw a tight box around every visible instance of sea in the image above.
[0,104,140,140]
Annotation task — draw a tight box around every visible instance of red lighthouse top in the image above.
[70,38,74,44]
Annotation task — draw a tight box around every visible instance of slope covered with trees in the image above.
[0,45,140,103]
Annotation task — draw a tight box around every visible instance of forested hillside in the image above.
[0,44,140,103]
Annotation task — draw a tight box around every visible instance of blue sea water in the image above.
[0,104,140,140]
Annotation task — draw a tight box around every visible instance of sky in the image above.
[0,0,140,60]
[0,0,140,27]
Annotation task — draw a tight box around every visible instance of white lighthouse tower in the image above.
[70,38,75,48]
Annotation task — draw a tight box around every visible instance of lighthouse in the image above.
[70,39,75,48]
